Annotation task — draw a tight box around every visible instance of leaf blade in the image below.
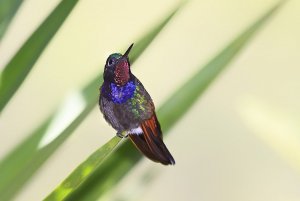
[0,0,23,41]
[159,1,284,129]
[0,0,79,112]
[44,137,123,201]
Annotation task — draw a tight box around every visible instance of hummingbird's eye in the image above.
[107,57,115,66]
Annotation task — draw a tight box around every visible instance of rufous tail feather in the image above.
[128,115,175,165]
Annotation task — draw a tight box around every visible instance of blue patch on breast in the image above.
[110,81,136,104]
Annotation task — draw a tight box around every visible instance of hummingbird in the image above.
[99,44,175,165]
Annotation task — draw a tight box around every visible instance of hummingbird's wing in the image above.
[128,114,175,165]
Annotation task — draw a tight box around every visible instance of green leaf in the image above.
[157,1,285,130]
[0,3,183,201]
[0,0,79,112]
[50,2,282,201]
[0,0,23,41]
[45,137,124,201]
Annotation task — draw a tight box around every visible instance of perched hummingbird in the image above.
[99,44,175,165]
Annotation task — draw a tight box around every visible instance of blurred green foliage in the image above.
[0,0,287,201]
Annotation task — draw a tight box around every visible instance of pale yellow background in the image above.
[1,0,300,200]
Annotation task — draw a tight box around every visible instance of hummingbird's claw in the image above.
[117,131,128,138]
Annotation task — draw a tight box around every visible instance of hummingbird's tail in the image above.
[128,115,175,165]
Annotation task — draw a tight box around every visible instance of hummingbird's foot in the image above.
[116,131,128,138]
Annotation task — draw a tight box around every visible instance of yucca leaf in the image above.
[47,2,282,201]
[0,0,79,113]
[0,3,183,201]
[0,0,23,41]
[44,137,124,201]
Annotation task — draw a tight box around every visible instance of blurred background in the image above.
[1,0,300,200]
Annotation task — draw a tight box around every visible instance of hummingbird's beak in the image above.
[123,43,134,58]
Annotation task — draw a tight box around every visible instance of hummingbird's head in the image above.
[104,43,134,86]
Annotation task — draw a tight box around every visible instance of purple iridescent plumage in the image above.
[100,81,136,104]
[109,81,136,104]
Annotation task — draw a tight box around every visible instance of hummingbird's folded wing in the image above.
[128,114,175,165]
